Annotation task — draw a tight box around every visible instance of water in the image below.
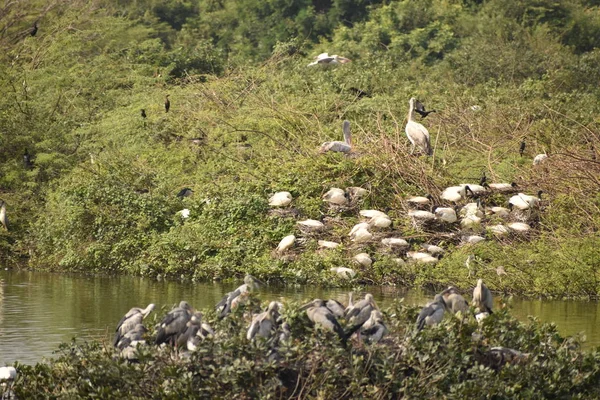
[0,270,598,365]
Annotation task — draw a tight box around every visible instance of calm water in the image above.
[0,270,599,365]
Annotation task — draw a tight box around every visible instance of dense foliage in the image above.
[0,0,599,296]
[7,298,600,398]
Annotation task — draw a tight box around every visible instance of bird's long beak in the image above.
[298,301,314,311]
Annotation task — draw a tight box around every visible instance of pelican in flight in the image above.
[405,98,432,156]
[320,120,352,153]
[308,52,351,67]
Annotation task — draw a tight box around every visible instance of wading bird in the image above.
[247,302,280,341]
[113,303,155,347]
[276,234,295,254]
[116,323,147,354]
[155,301,193,346]
[416,294,446,331]
[405,98,432,156]
[360,309,387,344]
[300,299,348,343]
[164,94,170,113]
[0,201,8,231]
[322,188,348,205]
[473,279,493,314]
[441,287,469,314]
[30,22,38,37]
[345,293,378,330]
[216,275,263,318]
[320,120,352,153]
[533,153,547,165]
[508,191,542,211]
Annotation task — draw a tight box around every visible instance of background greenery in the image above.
[0,0,599,296]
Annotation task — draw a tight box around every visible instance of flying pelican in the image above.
[268,191,293,207]
[247,302,280,341]
[155,301,193,346]
[415,294,446,331]
[299,299,347,343]
[113,303,155,347]
[473,279,493,314]
[0,201,8,231]
[276,234,296,254]
[405,98,432,156]
[360,309,387,344]
[320,120,352,153]
[165,94,171,113]
[308,52,351,66]
[323,188,348,205]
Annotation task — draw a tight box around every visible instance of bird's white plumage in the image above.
[276,234,296,253]
[269,191,293,207]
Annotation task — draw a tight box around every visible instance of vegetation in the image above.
[7,298,600,398]
[0,0,599,297]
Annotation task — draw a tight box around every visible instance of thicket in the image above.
[0,0,599,296]
[7,299,600,398]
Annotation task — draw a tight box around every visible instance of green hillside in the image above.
[1,0,599,297]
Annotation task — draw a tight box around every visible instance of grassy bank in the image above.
[0,0,599,297]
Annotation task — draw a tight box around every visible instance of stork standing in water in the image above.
[405,98,432,156]
[320,120,352,153]
[113,303,155,347]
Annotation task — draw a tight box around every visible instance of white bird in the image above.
[349,222,371,236]
[269,191,293,207]
[351,228,373,243]
[475,312,490,323]
[381,237,409,248]
[421,244,444,256]
[0,200,8,231]
[508,222,531,233]
[346,187,368,200]
[318,240,340,249]
[487,206,511,219]
[405,98,432,155]
[177,208,190,219]
[489,182,517,192]
[276,234,296,253]
[320,120,352,153]
[509,191,542,211]
[472,279,493,314]
[0,366,17,381]
[359,209,389,219]
[441,185,474,203]
[308,52,351,67]
[353,253,372,268]
[463,235,486,244]
[533,153,548,165]
[460,183,488,195]
[247,302,280,341]
[408,209,436,222]
[297,219,325,231]
[460,202,484,218]
[407,194,433,207]
[323,188,348,205]
[330,267,356,279]
[407,251,438,264]
[487,224,510,236]
[460,214,482,229]
[369,215,392,228]
[435,207,457,223]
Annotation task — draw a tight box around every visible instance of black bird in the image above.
[30,22,38,37]
[141,109,147,118]
[479,172,487,186]
[348,87,371,98]
[414,100,436,119]
[519,141,526,157]
[23,149,33,169]
[177,187,193,199]
[165,95,170,113]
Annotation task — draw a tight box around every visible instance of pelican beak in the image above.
[298,301,315,311]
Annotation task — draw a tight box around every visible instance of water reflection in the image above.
[0,270,598,365]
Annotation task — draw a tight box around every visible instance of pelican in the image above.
[360,309,387,344]
[155,301,193,346]
[353,253,372,268]
[441,185,474,203]
[175,312,204,349]
[299,299,347,342]
[247,302,280,341]
[472,279,493,313]
[0,201,8,231]
[269,191,293,207]
[435,207,457,223]
[113,303,155,347]
[330,267,356,279]
[508,222,531,233]
[216,275,263,317]
[323,188,348,205]
[320,120,352,153]
[405,98,432,155]
[325,299,346,318]
[533,153,548,165]
[345,293,378,329]
[276,234,296,254]
[509,191,542,211]
[318,240,340,249]
[415,294,446,331]
[308,52,351,67]
[381,237,409,249]
[165,94,170,113]
[441,287,469,314]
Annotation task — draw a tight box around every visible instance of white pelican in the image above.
[405,98,432,155]
[323,188,348,205]
[353,253,372,268]
[320,120,352,153]
[473,279,493,313]
[276,234,296,253]
[268,191,292,207]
